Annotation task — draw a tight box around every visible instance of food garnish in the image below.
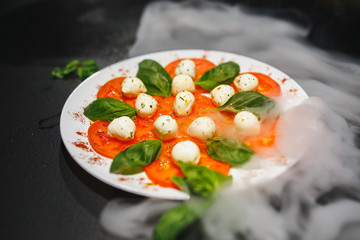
[207,136,255,166]
[195,61,240,90]
[216,91,276,117]
[52,59,99,80]
[110,139,162,175]
[136,59,172,97]
[84,97,136,121]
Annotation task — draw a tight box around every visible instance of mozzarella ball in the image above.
[234,111,260,136]
[153,115,178,140]
[187,117,216,140]
[174,91,195,117]
[171,74,195,95]
[135,93,158,118]
[121,77,147,98]
[210,84,235,106]
[107,116,136,141]
[174,59,196,79]
[172,140,200,164]
[234,74,259,91]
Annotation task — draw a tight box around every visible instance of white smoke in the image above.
[202,98,360,240]
[101,1,360,239]
[129,0,360,123]
[101,199,179,239]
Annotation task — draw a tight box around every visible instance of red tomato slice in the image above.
[144,158,184,189]
[97,77,125,100]
[198,156,231,176]
[88,120,124,159]
[164,58,216,80]
[250,72,281,97]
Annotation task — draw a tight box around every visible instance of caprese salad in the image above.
[83,57,281,195]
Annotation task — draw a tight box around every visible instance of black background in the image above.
[1,0,359,239]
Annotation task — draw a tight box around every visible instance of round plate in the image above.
[60,49,307,200]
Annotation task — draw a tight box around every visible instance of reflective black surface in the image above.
[0,1,147,239]
[1,0,359,239]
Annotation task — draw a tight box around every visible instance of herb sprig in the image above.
[51,59,99,80]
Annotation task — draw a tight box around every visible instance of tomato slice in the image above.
[232,72,281,98]
[198,156,231,176]
[164,58,216,80]
[88,120,121,158]
[144,158,184,189]
[144,151,230,189]
[88,120,145,159]
[244,118,279,157]
[97,77,125,100]
[251,72,281,98]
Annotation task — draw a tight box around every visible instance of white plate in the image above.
[60,49,307,200]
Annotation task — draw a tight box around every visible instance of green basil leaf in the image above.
[84,97,136,121]
[217,91,276,116]
[51,59,98,80]
[110,140,162,175]
[154,200,211,240]
[195,61,240,90]
[51,67,64,79]
[77,58,99,80]
[172,176,190,193]
[172,162,232,199]
[154,204,198,240]
[63,59,80,75]
[207,136,254,166]
[136,59,172,97]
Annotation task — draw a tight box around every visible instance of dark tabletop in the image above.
[1,1,148,239]
[1,0,359,239]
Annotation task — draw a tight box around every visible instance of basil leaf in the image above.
[51,67,64,79]
[110,140,162,175]
[154,200,211,240]
[154,204,198,240]
[136,59,172,97]
[217,91,276,116]
[84,97,136,121]
[195,61,240,90]
[63,59,80,75]
[172,162,232,199]
[77,58,99,80]
[172,176,190,193]
[51,59,98,80]
[207,136,254,166]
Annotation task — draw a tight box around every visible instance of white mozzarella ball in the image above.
[107,116,136,141]
[234,74,259,91]
[210,84,235,106]
[174,59,196,79]
[187,117,216,140]
[153,115,178,140]
[172,140,200,164]
[135,93,158,118]
[234,111,260,136]
[171,74,195,95]
[174,91,195,117]
[121,77,147,98]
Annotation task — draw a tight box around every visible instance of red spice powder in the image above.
[88,156,103,165]
[73,141,104,165]
[73,141,90,152]
[282,78,289,84]
[70,111,86,124]
[76,131,87,137]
